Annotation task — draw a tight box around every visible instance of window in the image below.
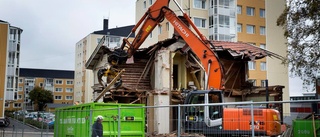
[14,103,21,108]
[66,88,73,92]
[5,103,9,108]
[66,80,73,85]
[246,25,255,34]
[194,17,206,28]
[166,22,169,31]
[248,61,256,70]
[19,78,23,83]
[260,62,266,71]
[19,87,22,91]
[55,88,63,92]
[237,5,242,14]
[66,96,73,100]
[219,15,230,26]
[237,24,242,32]
[248,79,256,86]
[39,83,43,87]
[55,80,63,84]
[260,44,266,49]
[55,96,62,100]
[96,38,102,44]
[194,0,206,9]
[18,95,22,99]
[246,7,255,16]
[260,9,265,18]
[149,0,152,5]
[143,1,146,9]
[261,80,266,87]
[260,26,265,35]
[158,25,162,34]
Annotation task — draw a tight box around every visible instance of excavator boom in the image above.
[119,0,224,90]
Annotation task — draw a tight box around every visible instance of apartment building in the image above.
[0,20,22,118]
[5,68,74,111]
[74,19,134,103]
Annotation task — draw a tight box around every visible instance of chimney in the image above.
[103,19,109,31]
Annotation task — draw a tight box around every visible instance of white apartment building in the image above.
[74,19,134,103]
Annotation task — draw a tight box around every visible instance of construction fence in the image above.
[3,99,320,137]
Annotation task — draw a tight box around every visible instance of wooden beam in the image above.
[94,69,125,102]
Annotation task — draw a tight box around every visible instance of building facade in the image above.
[74,19,134,103]
[5,68,74,111]
[0,20,22,118]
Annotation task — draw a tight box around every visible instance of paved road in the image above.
[0,118,53,137]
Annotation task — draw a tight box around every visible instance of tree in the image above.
[277,0,320,89]
[29,86,53,111]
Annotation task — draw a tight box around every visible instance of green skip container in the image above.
[293,119,320,137]
[54,103,145,137]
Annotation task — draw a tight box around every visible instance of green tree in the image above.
[29,86,53,111]
[277,0,320,88]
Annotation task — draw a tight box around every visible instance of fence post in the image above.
[11,124,14,137]
[89,109,93,137]
[250,101,254,136]
[118,107,121,137]
[177,104,181,137]
[41,111,44,137]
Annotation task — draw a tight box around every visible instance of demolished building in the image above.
[85,36,285,133]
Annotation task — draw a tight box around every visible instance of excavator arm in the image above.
[100,0,224,90]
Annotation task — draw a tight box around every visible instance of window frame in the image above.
[55,96,62,100]
[260,9,265,18]
[248,79,256,86]
[19,78,23,83]
[260,26,266,35]
[66,80,73,85]
[55,79,63,85]
[246,25,255,34]
[13,103,21,108]
[260,62,266,71]
[65,96,73,100]
[194,0,206,9]
[248,61,256,70]
[246,7,255,16]
[237,5,242,14]
[261,80,266,87]
[66,88,73,93]
[158,25,162,34]
[55,88,63,92]
[194,17,206,28]
[237,23,242,32]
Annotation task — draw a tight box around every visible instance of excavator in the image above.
[98,0,282,136]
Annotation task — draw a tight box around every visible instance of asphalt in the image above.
[0,118,53,137]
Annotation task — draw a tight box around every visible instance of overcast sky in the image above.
[0,0,135,70]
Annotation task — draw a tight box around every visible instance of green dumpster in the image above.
[293,119,320,137]
[54,103,145,137]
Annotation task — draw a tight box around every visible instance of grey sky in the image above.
[0,0,135,70]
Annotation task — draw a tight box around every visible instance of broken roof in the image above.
[211,41,285,61]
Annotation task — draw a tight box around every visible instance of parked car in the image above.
[13,110,28,117]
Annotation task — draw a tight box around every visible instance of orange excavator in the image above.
[98,0,282,136]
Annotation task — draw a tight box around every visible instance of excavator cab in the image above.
[183,90,224,134]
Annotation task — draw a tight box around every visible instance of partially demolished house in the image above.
[85,36,285,133]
